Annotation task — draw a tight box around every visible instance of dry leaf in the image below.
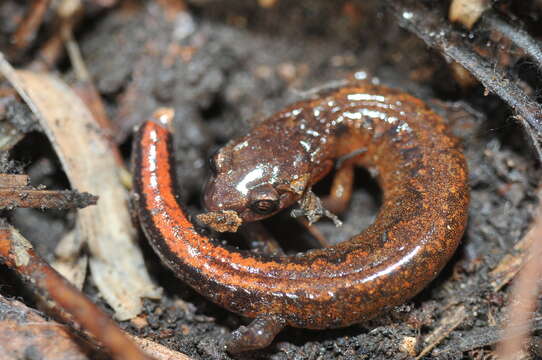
[0,53,160,320]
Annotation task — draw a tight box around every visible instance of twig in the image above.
[0,188,97,209]
[0,295,100,359]
[0,174,98,209]
[130,336,194,360]
[489,224,535,292]
[495,188,542,359]
[0,222,154,360]
[32,27,65,70]
[0,174,29,187]
[11,0,52,50]
[384,0,542,161]
[60,9,123,157]
[433,318,542,356]
[30,0,82,70]
[480,11,542,71]
[415,305,467,359]
[515,114,542,165]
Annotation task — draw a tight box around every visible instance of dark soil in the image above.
[1,1,541,359]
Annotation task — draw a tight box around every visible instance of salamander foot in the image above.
[226,316,286,353]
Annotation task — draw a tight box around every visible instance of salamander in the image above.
[132,83,469,353]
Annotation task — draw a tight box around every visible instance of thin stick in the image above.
[385,0,542,161]
[0,222,154,360]
[0,173,97,210]
[481,11,542,71]
[495,187,542,359]
[11,0,52,50]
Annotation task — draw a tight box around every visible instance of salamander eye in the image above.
[208,157,217,175]
[250,199,279,215]
[207,147,220,175]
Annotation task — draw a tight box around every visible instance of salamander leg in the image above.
[226,315,286,353]
[323,163,355,214]
[239,222,284,255]
[291,189,342,226]
[296,217,332,247]
[290,163,356,247]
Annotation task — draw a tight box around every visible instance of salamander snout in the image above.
[199,176,287,232]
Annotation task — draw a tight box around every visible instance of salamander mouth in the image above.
[196,210,243,233]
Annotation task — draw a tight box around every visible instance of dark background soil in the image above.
[1,1,541,359]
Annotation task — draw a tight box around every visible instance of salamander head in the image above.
[198,136,311,232]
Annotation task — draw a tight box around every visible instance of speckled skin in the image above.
[132,84,469,348]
